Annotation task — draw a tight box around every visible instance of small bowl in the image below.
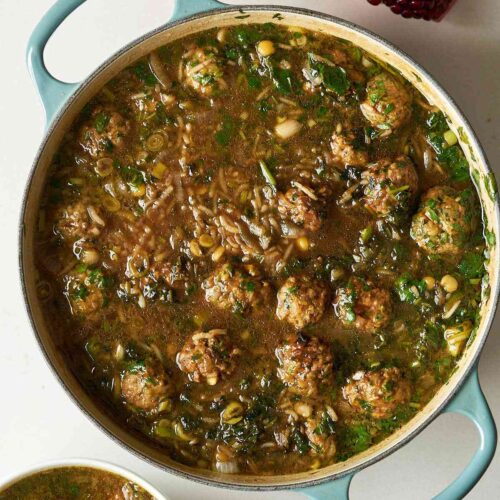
[0,458,168,499]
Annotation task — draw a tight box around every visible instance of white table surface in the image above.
[1,0,499,498]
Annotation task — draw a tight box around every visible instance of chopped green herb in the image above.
[94,112,110,133]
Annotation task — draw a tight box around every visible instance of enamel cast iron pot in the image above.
[21,1,499,498]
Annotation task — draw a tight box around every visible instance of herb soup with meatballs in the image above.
[0,467,153,499]
[34,22,489,474]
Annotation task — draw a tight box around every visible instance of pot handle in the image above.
[300,367,496,500]
[27,0,225,126]
[302,474,354,500]
[26,0,85,126]
[434,367,496,499]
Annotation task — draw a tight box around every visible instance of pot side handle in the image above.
[26,0,224,125]
[300,367,496,500]
[26,0,86,126]
[171,0,226,21]
[435,367,496,500]
[302,474,354,500]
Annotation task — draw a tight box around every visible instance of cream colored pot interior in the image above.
[21,8,499,488]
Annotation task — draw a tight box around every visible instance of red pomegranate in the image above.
[366,0,458,21]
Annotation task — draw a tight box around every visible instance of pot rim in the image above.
[19,3,500,491]
[0,457,168,499]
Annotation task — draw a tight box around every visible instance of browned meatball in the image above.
[363,156,419,217]
[360,73,411,134]
[330,131,368,168]
[64,269,105,317]
[278,187,322,231]
[334,277,392,332]
[276,275,328,329]
[176,329,240,385]
[202,263,272,314]
[121,364,170,412]
[183,46,224,96]
[276,335,334,397]
[342,368,411,419]
[79,108,130,158]
[410,186,474,255]
[55,202,104,242]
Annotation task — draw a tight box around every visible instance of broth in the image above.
[0,467,153,499]
[33,23,487,474]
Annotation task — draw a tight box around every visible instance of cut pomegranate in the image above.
[366,0,458,21]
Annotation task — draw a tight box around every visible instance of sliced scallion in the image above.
[259,160,276,187]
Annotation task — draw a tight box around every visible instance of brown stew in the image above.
[0,467,153,499]
[33,23,488,475]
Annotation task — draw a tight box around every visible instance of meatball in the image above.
[334,277,392,332]
[64,269,105,317]
[342,368,411,419]
[121,364,171,412]
[410,186,473,255]
[360,73,411,133]
[202,263,271,314]
[79,108,130,158]
[362,156,419,217]
[276,335,334,397]
[277,187,322,232]
[183,46,224,96]
[276,275,328,329]
[176,329,240,385]
[55,202,104,242]
[330,131,368,168]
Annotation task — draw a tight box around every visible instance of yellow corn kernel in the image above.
[423,276,435,290]
[444,130,458,147]
[212,245,225,262]
[310,459,321,470]
[221,401,244,424]
[256,40,275,57]
[296,236,310,252]
[199,233,215,248]
[131,183,146,198]
[151,161,167,179]
[216,28,227,44]
[441,274,458,293]
[158,399,172,413]
[190,239,202,257]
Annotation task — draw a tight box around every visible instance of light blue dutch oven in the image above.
[22,1,498,498]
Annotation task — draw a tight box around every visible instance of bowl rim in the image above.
[0,457,168,499]
[19,3,500,492]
